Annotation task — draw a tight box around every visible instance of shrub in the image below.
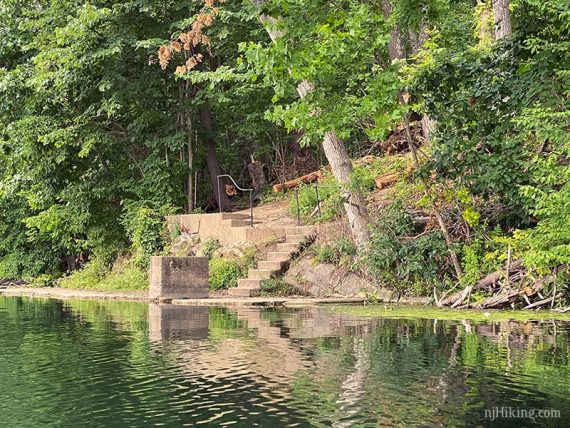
[59,256,147,291]
[314,236,357,265]
[202,239,222,260]
[241,245,259,269]
[209,257,243,290]
[366,200,450,295]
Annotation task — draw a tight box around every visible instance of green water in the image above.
[1,297,569,427]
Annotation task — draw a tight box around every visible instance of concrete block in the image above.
[258,260,287,271]
[150,256,209,300]
[276,243,299,253]
[286,234,306,243]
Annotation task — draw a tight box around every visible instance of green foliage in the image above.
[0,0,285,282]
[508,107,570,270]
[202,239,222,260]
[244,0,402,146]
[460,235,505,287]
[208,257,243,290]
[288,172,342,223]
[366,201,449,294]
[59,257,147,292]
[314,237,358,268]
[260,278,300,296]
[124,207,171,269]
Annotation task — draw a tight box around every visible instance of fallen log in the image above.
[272,170,324,192]
[475,271,562,309]
[524,293,563,310]
[477,259,524,291]
[273,155,387,193]
[442,259,525,306]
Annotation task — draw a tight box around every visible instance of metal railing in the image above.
[216,174,254,227]
[293,182,337,226]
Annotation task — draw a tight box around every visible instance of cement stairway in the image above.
[229,226,316,297]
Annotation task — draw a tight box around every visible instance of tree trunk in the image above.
[381,0,406,61]
[322,132,371,245]
[199,103,230,212]
[253,1,371,246]
[248,160,268,192]
[179,79,194,213]
[492,0,512,40]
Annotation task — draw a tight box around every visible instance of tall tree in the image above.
[492,0,512,40]
[252,0,371,246]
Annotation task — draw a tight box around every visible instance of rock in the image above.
[283,256,394,299]
[169,234,200,257]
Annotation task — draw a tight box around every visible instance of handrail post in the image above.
[295,188,300,226]
[315,183,321,217]
[249,190,253,227]
[217,176,222,213]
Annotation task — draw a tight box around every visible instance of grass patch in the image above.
[260,278,302,296]
[58,257,147,292]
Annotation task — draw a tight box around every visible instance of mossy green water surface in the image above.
[1,297,570,426]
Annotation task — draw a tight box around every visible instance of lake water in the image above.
[1,297,569,427]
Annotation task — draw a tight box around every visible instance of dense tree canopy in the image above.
[0,0,567,289]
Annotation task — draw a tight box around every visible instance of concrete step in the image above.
[248,269,275,280]
[222,219,260,227]
[276,242,299,253]
[237,278,262,289]
[286,234,307,244]
[285,226,316,236]
[258,260,287,271]
[221,213,250,220]
[229,287,260,297]
[266,252,291,262]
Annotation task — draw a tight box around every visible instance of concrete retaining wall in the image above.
[149,256,209,300]
[165,213,286,245]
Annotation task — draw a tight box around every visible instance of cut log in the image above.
[272,170,324,192]
[374,172,399,190]
[272,155,387,193]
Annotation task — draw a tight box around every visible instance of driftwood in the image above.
[474,268,565,310]
[0,279,27,289]
[441,259,525,306]
[524,293,563,310]
[477,259,524,291]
